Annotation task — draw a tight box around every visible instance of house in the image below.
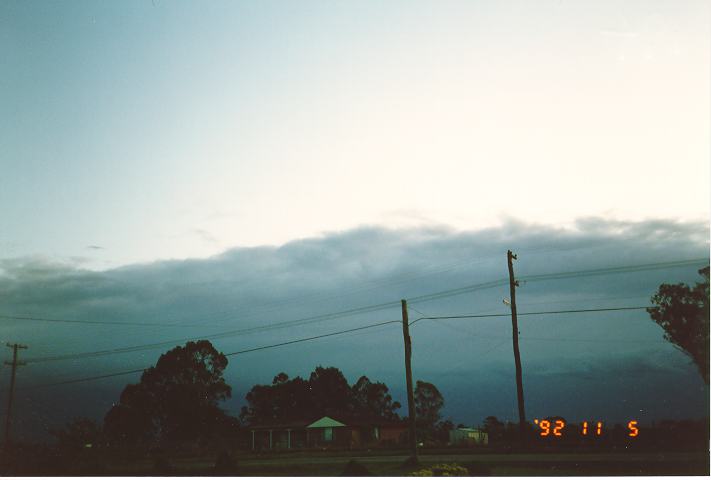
[249,415,407,450]
[449,427,488,446]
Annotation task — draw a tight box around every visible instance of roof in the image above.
[248,419,313,430]
[307,416,346,429]
[248,414,406,430]
[328,414,406,428]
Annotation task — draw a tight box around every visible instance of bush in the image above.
[408,463,469,476]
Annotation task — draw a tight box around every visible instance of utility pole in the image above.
[401,299,418,465]
[507,250,526,447]
[4,343,27,448]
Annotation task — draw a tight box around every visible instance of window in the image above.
[324,427,333,442]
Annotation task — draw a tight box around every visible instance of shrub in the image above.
[408,463,469,476]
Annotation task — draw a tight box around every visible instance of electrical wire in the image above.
[408,305,653,326]
[6,257,702,330]
[19,257,703,364]
[518,258,707,284]
[20,320,402,389]
[21,305,658,387]
[0,314,214,328]
[23,301,401,364]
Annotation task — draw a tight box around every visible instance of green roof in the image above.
[307,416,346,429]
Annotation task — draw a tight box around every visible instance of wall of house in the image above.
[307,426,350,448]
[450,429,488,446]
[378,426,407,445]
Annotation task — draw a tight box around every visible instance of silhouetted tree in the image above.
[240,366,402,425]
[351,375,401,419]
[309,366,352,415]
[414,380,444,441]
[648,266,709,384]
[104,340,231,446]
[240,373,313,423]
[483,416,505,443]
[435,419,455,444]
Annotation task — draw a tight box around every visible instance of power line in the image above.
[223,320,400,356]
[20,257,704,364]
[21,320,402,389]
[23,301,401,364]
[0,314,215,328]
[408,305,654,326]
[10,248,515,331]
[19,304,670,390]
[22,368,147,390]
[7,256,703,330]
[518,258,707,284]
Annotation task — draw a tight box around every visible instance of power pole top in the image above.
[4,343,28,448]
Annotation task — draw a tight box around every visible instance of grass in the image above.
[3,447,708,476]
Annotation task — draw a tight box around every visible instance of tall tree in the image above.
[351,375,401,419]
[414,380,444,441]
[648,266,709,384]
[104,340,232,445]
[240,374,313,423]
[241,367,402,425]
[309,366,352,416]
[483,416,505,443]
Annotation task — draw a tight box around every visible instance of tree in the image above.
[434,419,455,444]
[648,266,709,384]
[414,380,444,441]
[483,416,505,444]
[104,340,232,445]
[351,375,401,419]
[240,373,313,424]
[309,366,352,415]
[240,366,402,425]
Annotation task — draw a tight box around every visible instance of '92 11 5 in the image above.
[533,419,639,437]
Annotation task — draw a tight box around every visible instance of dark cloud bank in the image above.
[0,217,708,441]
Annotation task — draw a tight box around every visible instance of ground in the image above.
[101,450,708,476]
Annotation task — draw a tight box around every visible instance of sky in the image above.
[1,0,709,269]
[0,0,709,441]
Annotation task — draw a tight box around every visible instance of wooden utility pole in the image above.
[507,250,526,446]
[4,343,27,448]
[401,299,418,465]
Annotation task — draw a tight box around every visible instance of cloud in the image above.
[190,228,219,245]
[0,217,708,440]
[86,245,104,250]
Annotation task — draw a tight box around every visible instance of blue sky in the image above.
[2,0,709,269]
[1,1,709,440]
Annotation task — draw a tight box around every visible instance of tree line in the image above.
[96,339,450,449]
